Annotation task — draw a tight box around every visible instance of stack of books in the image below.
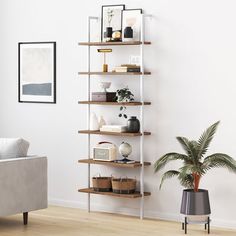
[100,125,128,133]
[113,64,140,73]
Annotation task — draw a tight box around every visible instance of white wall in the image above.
[1,0,236,229]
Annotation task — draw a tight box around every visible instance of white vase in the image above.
[90,113,99,130]
[98,116,106,129]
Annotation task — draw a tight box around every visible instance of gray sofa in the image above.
[0,157,48,224]
[0,138,48,224]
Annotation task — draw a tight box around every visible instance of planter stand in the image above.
[180,189,211,234]
[182,216,210,234]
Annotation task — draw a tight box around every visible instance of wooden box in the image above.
[92,92,116,102]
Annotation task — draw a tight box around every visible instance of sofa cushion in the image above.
[0,138,30,159]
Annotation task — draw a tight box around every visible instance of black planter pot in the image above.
[127,116,140,133]
[180,189,211,215]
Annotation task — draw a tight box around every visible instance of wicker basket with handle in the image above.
[111,178,136,194]
[92,176,112,192]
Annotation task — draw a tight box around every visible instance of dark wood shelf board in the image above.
[78,101,151,106]
[78,41,151,46]
[78,72,151,75]
[78,188,151,198]
[78,159,151,168]
[78,130,151,136]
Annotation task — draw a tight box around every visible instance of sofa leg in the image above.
[23,212,28,225]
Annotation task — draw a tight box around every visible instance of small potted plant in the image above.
[116,87,134,119]
[154,121,236,234]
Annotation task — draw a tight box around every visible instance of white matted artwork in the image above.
[101,5,125,42]
[122,9,142,41]
[18,42,56,103]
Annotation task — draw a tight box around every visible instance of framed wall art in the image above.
[18,42,56,103]
[101,4,125,42]
[122,9,142,41]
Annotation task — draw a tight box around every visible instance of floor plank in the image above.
[0,206,235,236]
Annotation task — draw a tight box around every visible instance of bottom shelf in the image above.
[78,188,151,199]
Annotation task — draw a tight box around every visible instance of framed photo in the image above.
[122,9,143,41]
[101,4,125,42]
[18,42,56,103]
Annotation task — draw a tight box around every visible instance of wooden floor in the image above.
[0,206,235,236]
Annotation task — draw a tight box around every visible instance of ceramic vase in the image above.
[98,116,106,129]
[127,116,140,133]
[90,113,99,130]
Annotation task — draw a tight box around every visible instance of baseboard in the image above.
[49,198,236,230]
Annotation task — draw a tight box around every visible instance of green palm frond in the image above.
[155,121,236,191]
[159,170,180,189]
[197,121,220,159]
[176,137,197,161]
[179,164,204,176]
[202,153,236,173]
[154,153,189,173]
[190,140,200,164]
[178,173,194,189]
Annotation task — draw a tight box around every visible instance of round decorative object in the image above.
[127,116,140,133]
[112,31,121,40]
[100,82,111,92]
[119,142,132,158]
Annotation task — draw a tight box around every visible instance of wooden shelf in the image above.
[78,130,151,136]
[78,41,151,46]
[78,72,151,75]
[78,101,151,106]
[78,188,151,198]
[78,159,151,168]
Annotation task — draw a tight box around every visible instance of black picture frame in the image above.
[122,9,143,41]
[101,4,125,42]
[18,41,56,104]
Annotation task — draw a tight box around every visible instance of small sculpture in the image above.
[119,142,133,163]
[100,82,111,92]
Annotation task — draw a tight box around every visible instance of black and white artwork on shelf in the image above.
[18,42,56,103]
[122,9,142,41]
[101,4,125,42]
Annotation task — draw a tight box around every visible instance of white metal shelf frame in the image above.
[83,14,152,219]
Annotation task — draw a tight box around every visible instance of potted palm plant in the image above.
[154,121,236,234]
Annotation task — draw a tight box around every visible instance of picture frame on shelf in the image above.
[101,4,125,42]
[18,42,56,103]
[122,9,143,42]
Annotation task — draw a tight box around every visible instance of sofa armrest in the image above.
[0,156,47,217]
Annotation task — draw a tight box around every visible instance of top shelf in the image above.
[78,41,151,46]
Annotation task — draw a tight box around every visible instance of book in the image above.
[100,125,128,133]
[113,65,141,73]
[114,68,127,72]
[121,64,140,68]
[127,68,141,72]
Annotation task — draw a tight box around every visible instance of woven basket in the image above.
[92,177,112,192]
[111,178,136,194]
